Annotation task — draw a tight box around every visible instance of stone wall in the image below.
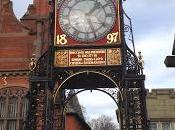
[147,89,175,130]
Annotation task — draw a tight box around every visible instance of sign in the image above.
[69,50,106,66]
[54,48,121,67]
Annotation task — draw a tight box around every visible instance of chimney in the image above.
[33,0,50,17]
[32,0,51,59]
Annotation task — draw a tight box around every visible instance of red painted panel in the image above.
[55,0,121,46]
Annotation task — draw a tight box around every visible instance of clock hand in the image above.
[71,8,84,13]
[71,17,80,25]
[91,16,109,28]
[89,21,101,25]
[86,17,97,38]
[87,2,101,15]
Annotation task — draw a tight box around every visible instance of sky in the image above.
[11,0,175,123]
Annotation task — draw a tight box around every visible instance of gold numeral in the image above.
[56,34,67,45]
[2,76,7,86]
[107,32,119,44]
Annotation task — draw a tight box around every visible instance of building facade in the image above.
[0,0,90,130]
[147,89,175,130]
[1,1,175,130]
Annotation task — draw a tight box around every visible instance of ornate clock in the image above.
[54,0,122,67]
[59,0,116,42]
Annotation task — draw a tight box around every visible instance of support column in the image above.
[53,91,64,130]
[35,20,44,59]
[122,75,148,130]
[25,81,53,130]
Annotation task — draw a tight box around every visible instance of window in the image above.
[149,122,157,130]
[0,87,28,130]
[0,121,4,130]
[0,98,5,130]
[0,98,5,118]
[162,122,171,130]
[7,120,16,130]
[20,98,28,129]
[8,98,18,118]
[21,98,28,118]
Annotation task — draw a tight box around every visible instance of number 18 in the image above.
[56,34,67,45]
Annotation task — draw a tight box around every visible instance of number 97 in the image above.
[107,32,119,44]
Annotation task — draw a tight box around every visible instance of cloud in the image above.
[135,23,175,88]
[123,1,175,89]
[124,0,175,41]
[77,90,118,121]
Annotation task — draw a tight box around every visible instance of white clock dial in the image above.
[59,0,116,42]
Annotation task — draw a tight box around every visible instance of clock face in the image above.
[59,0,116,42]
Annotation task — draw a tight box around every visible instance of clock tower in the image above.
[25,0,148,130]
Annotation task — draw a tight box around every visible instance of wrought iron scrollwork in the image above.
[55,69,121,89]
[64,88,121,106]
[123,11,144,75]
[100,69,120,80]
[31,51,50,77]
[127,88,144,129]
[126,46,143,75]
[55,70,74,81]
[123,11,135,53]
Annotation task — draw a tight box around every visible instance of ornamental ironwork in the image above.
[24,0,148,130]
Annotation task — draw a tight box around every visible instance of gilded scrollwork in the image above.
[64,88,121,106]
[107,48,121,65]
[55,50,68,67]
[29,54,37,72]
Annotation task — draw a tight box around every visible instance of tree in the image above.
[88,115,118,130]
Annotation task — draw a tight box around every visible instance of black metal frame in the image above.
[24,0,148,130]
[53,87,122,130]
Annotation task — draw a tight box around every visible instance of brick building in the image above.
[147,89,175,130]
[1,1,175,130]
[0,0,90,130]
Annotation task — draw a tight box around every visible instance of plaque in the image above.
[54,48,121,67]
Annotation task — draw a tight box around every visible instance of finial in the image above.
[29,54,37,71]
[138,51,144,69]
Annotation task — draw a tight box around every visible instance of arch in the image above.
[54,71,123,103]
[64,88,119,108]
[57,88,122,124]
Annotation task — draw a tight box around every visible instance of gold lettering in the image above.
[56,34,67,45]
[107,32,119,44]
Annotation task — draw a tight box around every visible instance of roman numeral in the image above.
[64,24,71,30]
[102,3,110,8]
[106,13,113,17]
[73,30,79,36]
[102,22,110,28]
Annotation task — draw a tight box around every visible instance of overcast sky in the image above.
[11,0,175,123]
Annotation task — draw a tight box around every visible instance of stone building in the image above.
[147,89,175,130]
[0,0,90,130]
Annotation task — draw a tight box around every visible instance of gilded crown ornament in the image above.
[29,54,37,71]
